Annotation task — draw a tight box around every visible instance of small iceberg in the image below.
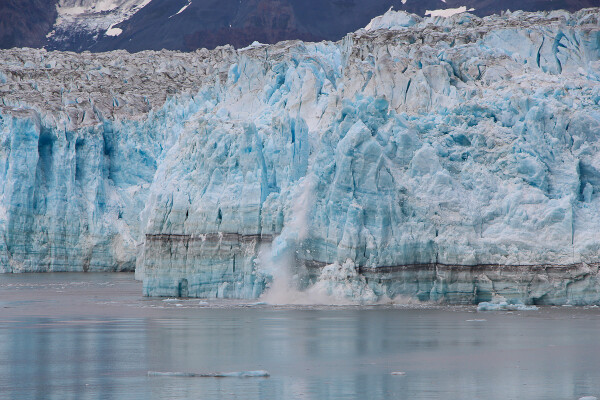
[148,370,270,378]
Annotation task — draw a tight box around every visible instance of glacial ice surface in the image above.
[2,8,600,303]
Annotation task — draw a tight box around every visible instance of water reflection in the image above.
[0,275,599,399]
[1,319,147,400]
[141,310,600,400]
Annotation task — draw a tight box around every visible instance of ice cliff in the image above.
[1,9,600,304]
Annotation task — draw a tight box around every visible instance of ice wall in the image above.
[0,50,219,271]
[140,9,600,302]
[2,9,600,303]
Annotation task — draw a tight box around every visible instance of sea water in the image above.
[0,273,599,400]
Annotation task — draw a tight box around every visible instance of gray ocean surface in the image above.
[0,273,599,400]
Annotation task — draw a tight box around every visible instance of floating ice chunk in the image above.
[148,370,270,377]
[148,371,196,377]
[220,370,270,377]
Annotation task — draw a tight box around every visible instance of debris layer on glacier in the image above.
[1,9,600,304]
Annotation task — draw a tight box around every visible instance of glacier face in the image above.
[2,9,600,303]
[0,49,211,272]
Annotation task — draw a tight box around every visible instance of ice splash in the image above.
[255,175,313,302]
[257,176,378,305]
[259,259,378,305]
[477,295,539,312]
[305,260,378,304]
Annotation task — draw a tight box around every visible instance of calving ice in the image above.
[1,9,600,304]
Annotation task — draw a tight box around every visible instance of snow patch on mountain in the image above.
[105,26,123,36]
[425,6,475,17]
[170,0,192,19]
[49,0,153,42]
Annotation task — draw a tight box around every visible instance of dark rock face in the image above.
[87,0,411,52]
[0,0,57,49]
[181,0,322,50]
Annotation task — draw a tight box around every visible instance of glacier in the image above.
[1,8,600,304]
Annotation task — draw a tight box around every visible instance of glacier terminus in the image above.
[1,9,600,305]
